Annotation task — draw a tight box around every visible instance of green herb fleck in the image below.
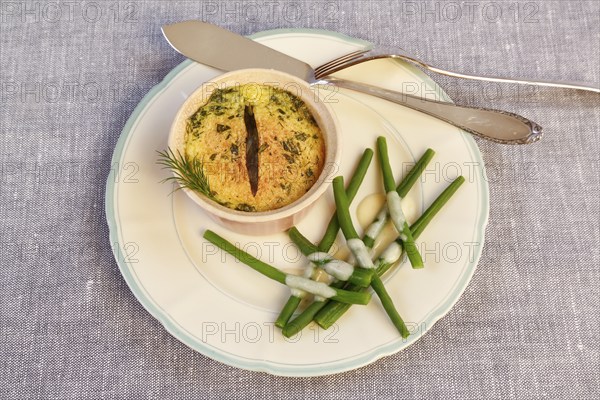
[216,124,231,133]
[211,105,226,116]
[279,182,292,194]
[258,143,269,153]
[282,139,300,155]
[295,132,308,141]
[291,96,304,111]
[210,89,229,103]
[270,95,281,105]
[236,203,256,212]
[283,153,296,164]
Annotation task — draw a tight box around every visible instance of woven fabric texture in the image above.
[1,1,598,399]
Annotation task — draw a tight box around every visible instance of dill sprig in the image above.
[156,148,213,199]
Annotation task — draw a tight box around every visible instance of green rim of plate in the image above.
[105,28,489,376]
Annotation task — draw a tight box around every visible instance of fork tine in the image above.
[314,50,365,71]
[314,50,367,74]
[314,53,370,79]
[314,49,370,76]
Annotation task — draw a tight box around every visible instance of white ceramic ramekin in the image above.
[168,68,341,235]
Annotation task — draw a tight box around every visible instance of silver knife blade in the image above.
[161,21,315,81]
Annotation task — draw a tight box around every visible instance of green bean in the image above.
[282,148,436,337]
[204,230,371,305]
[275,149,373,327]
[314,176,466,330]
[377,136,423,269]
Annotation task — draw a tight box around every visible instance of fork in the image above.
[314,46,600,93]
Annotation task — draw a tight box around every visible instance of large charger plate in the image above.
[105,29,489,376]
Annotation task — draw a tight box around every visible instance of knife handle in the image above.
[321,77,543,144]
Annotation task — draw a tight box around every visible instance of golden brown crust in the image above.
[184,84,325,212]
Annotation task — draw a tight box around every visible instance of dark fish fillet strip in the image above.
[244,105,260,196]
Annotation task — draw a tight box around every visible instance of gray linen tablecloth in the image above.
[1,1,598,398]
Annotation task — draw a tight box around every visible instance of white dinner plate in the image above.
[105,29,489,376]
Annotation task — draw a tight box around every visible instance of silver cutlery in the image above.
[315,46,600,93]
[162,21,544,144]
